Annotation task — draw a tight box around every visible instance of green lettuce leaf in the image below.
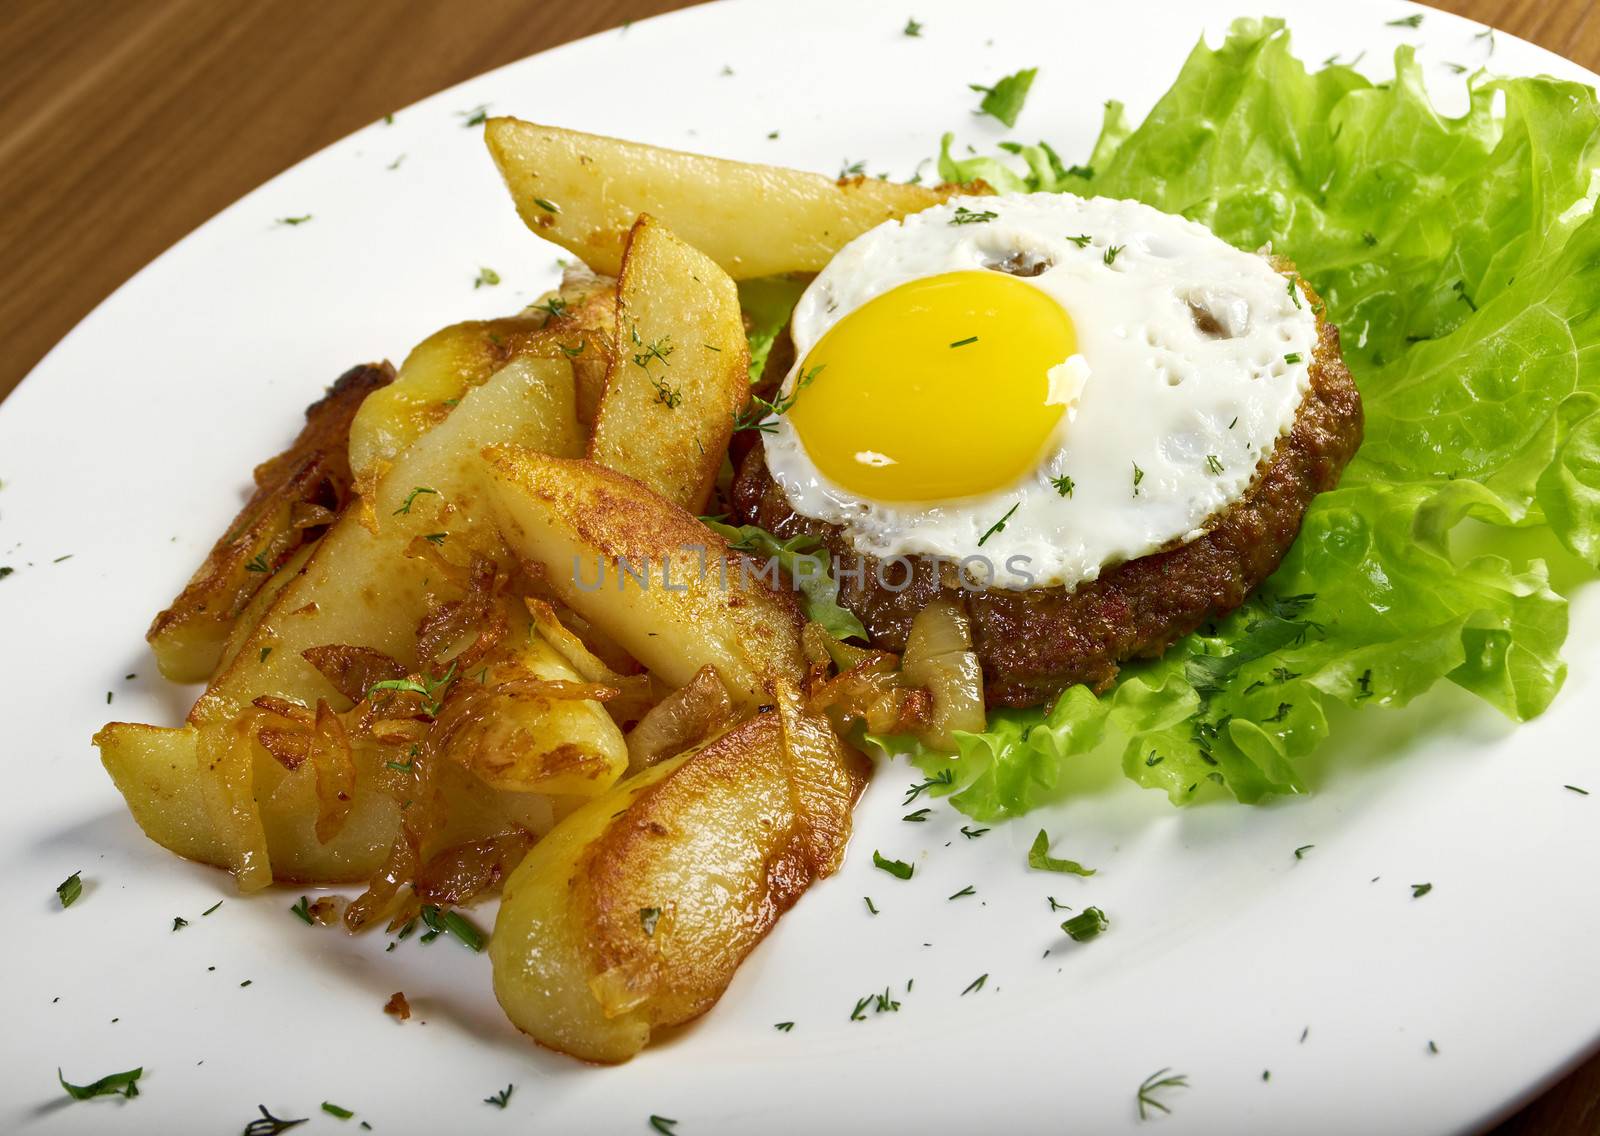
[910,17,1597,817]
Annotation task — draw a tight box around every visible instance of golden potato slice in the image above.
[436,625,629,797]
[490,694,867,1062]
[147,364,390,683]
[587,216,750,513]
[99,355,583,891]
[484,117,958,277]
[96,720,559,886]
[348,318,607,490]
[214,543,312,675]
[481,445,804,706]
[95,723,231,867]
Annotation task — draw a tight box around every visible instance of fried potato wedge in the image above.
[437,626,629,797]
[147,363,390,683]
[547,276,619,431]
[481,446,804,706]
[348,318,609,491]
[214,543,312,675]
[588,216,749,513]
[484,117,958,277]
[100,355,583,890]
[95,723,232,867]
[95,721,557,886]
[490,695,867,1062]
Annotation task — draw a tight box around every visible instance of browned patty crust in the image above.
[732,277,1363,708]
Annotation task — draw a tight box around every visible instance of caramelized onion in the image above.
[413,831,534,906]
[624,665,736,772]
[808,655,932,737]
[301,644,407,704]
[346,827,421,932]
[310,699,356,844]
[901,597,986,751]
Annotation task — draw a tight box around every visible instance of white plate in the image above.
[3,2,1597,1133]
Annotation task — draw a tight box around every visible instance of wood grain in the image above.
[0,1,1595,1131]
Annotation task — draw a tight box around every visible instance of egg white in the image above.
[760,192,1320,590]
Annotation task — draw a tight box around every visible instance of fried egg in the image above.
[759,192,1319,590]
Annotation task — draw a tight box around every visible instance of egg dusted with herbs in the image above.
[736,191,1362,704]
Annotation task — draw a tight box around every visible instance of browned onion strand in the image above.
[624,664,736,772]
[900,596,986,751]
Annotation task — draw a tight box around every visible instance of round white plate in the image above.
[3,2,1596,1133]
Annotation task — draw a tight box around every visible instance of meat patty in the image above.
[731,275,1363,708]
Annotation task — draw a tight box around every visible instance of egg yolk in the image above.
[787,270,1075,502]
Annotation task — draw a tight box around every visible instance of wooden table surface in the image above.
[1,1,1596,1131]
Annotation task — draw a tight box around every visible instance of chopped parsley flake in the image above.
[276,215,312,227]
[949,205,999,225]
[1061,906,1109,942]
[872,851,913,880]
[1137,1068,1188,1119]
[473,267,501,289]
[56,871,82,909]
[1386,13,1423,28]
[242,1106,307,1135]
[392,486,438,515]
[59,1066,143,1100]
[733,363,822,433]
[903,769,953,804]
[978,502,1020,546]
[442,909,487,951]
[1132,461,1145,496]
[969,67,1037,127]
[1027,829,1095,876]
[1411,882,1433,898]
[460,104,489,127]
[903,17,923,36]
[321,1102,355,1119]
